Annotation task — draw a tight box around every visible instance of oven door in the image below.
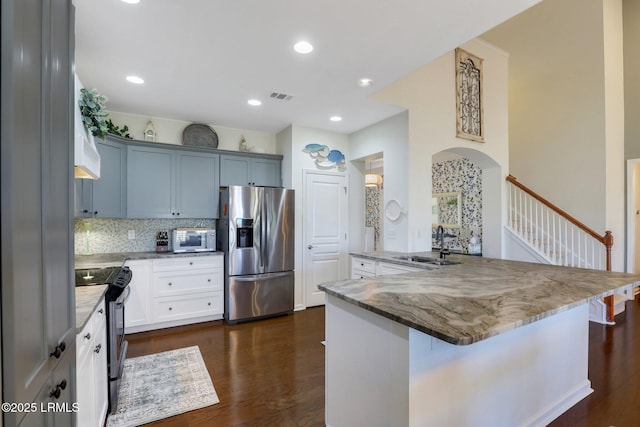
[109,286,130,380]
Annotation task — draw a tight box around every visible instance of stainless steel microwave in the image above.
[172,228,216,253]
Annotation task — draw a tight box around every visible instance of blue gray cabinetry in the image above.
[75,137,127,218]
[1,0,76,426]
[220,154,281,187]
[127,145,219,218]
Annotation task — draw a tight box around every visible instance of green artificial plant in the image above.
[106,119,133,139]
[79,88,109,138]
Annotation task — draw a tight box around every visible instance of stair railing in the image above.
[506,175,615,321]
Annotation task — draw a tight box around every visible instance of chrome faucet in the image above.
[435,225,450,259]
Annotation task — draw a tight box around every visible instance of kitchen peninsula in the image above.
[319,252,640,427]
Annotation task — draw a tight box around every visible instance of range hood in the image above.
[74,74,101,179]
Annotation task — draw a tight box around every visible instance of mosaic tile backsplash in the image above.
[74,218,216,254]
[365,186,383,250]
[432,157,482,252]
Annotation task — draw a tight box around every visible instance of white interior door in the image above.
[304,171,348,307]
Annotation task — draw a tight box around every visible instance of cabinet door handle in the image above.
[169,307,173,311]
[49,341,66,359]
[208,302,211,306]
[82,209,89,214]
[207,278,211,282]
[189,262,193,265]
[308,245,314,250]
[168,282,172,286]
[94,344,102,353]
[84,332,91,340]
[98,308,104,314]
[176,212,180,216]
[48,380,66,399]
[93,211,98,216]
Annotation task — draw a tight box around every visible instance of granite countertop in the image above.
[322,252,640,346]
[75,285,108,333]
[75,250,224,269]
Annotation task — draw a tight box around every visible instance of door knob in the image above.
[308,245,314,249]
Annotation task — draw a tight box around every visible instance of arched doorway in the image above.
[432,147,502,258]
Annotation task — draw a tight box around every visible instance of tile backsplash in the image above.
[74,218,216,254]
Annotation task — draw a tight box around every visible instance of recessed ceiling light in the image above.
[126,75,144,84]
[121,0,140,4]
[247,99,262,106]
[293,41,314,54]
[330,116,342,122]
[358,78,374,87]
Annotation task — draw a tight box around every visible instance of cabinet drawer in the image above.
[153,271,223,297]
[153,292,223,322]
[351,257,376,274]
[351,269,375,279]
[152,255,223,272]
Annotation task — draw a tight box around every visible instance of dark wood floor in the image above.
[127,298,640,426]
[125,307,326,426]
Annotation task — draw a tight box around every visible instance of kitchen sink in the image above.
[392,255,461,265]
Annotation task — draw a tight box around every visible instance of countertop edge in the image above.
[75,285,108,334]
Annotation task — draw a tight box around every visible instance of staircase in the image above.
[505,175,628,324]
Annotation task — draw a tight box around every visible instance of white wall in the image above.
[350,111,410,252]
[107,111,276,153]
[277,125,351,309]
[367,39,510,257]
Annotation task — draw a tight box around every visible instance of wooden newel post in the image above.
[603,230,614,322]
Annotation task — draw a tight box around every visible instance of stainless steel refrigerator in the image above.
[218,186,295,323]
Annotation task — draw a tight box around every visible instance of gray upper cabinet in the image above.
[176,151,219,218]
[2,1,76,426]
[220,154,281,187]
[127,144,219,218]
[75,137,127,218]
[127,145,176,218]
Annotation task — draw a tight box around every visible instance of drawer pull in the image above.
[168,282,172,286]
[189,262,193,265]
[84,333,91,340]
[208,278,211,282]
[98,308,104,314]
[169,307,173,311]
[94,344,102,354]
[208,302,211,306]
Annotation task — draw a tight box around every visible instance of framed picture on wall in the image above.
[455,48,484,142]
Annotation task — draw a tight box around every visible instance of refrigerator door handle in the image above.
[261,192,268,267]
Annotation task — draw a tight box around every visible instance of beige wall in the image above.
[107,111,276,153]
[368,39,510,257]
[624,0,640,160]
[483,0,626,270]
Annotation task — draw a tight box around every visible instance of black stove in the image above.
[75,264,132,413]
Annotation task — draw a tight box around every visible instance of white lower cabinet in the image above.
[76,299,108,427]
[125,254,224,334]
[375,261,420,276]
[351,256,421,279]
[351,257,376,279]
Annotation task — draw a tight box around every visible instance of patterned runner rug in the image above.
[107,345,219,427]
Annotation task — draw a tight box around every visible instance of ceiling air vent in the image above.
[269,92,294,101]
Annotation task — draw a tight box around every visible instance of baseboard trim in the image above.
[521,380,593,427]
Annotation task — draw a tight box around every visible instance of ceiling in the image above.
[75,0,542,135]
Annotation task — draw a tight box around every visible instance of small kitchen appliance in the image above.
[172,228,216,253]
